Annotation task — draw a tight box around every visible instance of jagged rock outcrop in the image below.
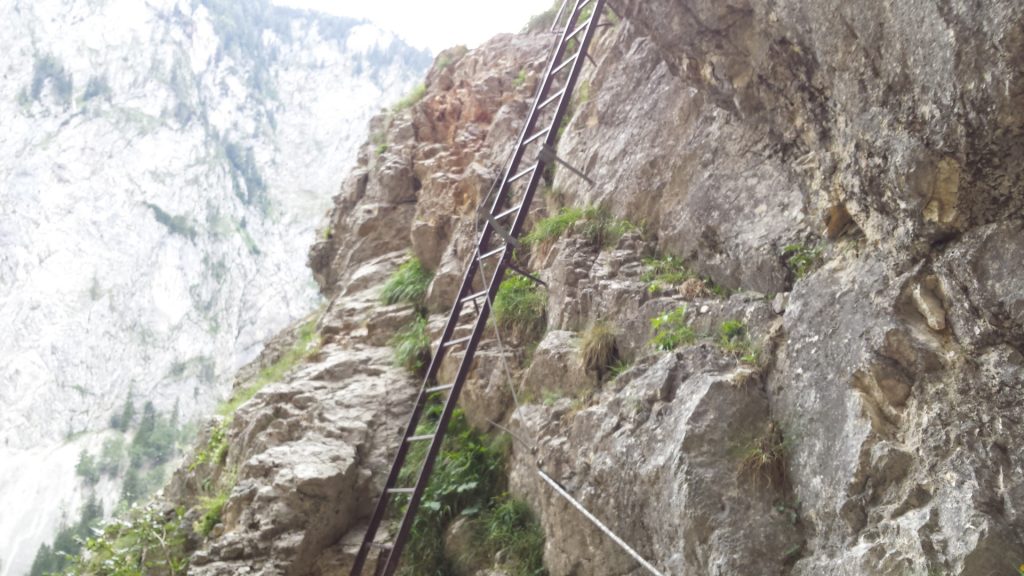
[166,2,1023,575]
[167,32,554,574]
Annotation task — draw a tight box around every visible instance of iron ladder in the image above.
[349,1,608,573]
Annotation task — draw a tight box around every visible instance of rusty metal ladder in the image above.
[349,1,608,573]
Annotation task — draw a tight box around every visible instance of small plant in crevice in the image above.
[524,206,636,254]
[513,67,527,88]
[381,257,433,309]
[717,319,759,365]
[195,490,230,538]
[479,495,547,576]
[608,358,632,380]
[392,82,426,113]
[390,315,432,375]
[190,419,229,471]
[641,255,692,294]
[738,421,788,490]
[649,305,696,351]
[493,274,547,344]
[783,242,824,280]
[579,321,619,379]
[395,408,512,576]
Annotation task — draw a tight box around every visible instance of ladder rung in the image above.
[425,383,454,394]
[565,16,593,41]
[460,290,489,304]
[478,246,505,261]
[523,126,551,146]
[388,488,415,494]
[538,88,566,111]
[406,434,434,443]
[553,50,580,75]
[508,163,537,183]
[493,204,522,221]
[443,335,473,349]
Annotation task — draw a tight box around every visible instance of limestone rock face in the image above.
[164,2,1024,575]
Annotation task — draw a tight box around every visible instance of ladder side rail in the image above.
[482,0,586,222]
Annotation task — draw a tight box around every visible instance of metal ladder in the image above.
[349,1,607,573]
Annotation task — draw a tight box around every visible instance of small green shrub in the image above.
[641,255,692,294]
[195,491,229,537]
[650,306,696,351]
[482,496,547,576]
[580,321,618,377]
[390,315,432,375]
[397,409,509,576]
[375,143,388,156]
[783,243,824,279]
[513,68,527,87]
[493,275,547,343]
[717,320,760,364]
[738,422,788,489]
[63,503,189,575]
[190,420,229,471]
[381,257,433,308]
[392,82,426,113]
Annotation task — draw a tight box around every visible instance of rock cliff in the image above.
[155,1,1023,575]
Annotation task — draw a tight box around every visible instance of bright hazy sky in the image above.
[273,0,556,53]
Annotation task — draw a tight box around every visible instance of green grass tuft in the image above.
[493,275,547,343]
[381,257,433,308]
[195,491,229,537]
[390,315,432,375]
[482,496,547,576]
[524,206,637,252]
[580,321,618,378]
[650,305,696,351]
[392,82,427,113]
[641,255,692,294]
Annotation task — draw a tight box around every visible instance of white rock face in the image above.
[0,0,429,573]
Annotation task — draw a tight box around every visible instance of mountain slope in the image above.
[0,1,429,574]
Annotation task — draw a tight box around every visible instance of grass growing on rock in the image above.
[395,408,545,576]
[392,82,427,114]
[381,257,433,308]
[650,305,696,351]
[493,274,547,343]
[390,315,432,375]
[580,321,619,378]
[783,242,824,279]
[718,320,760,365]
[195,490,230,537]
[641,255,692,294]
[524,205,637,253]
[738,422,788,489]
[218,316,321,417]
